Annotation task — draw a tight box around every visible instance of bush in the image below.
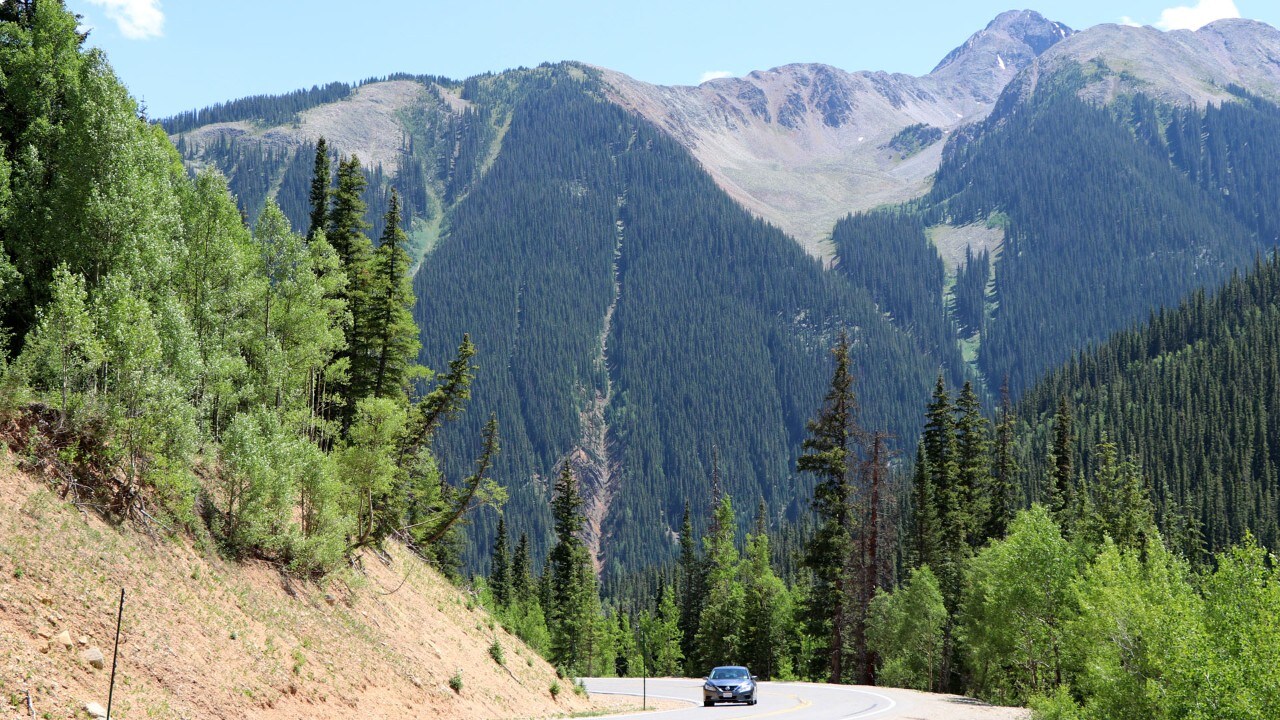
[488,640,504,665]
[448,670,463,693]
[549,680,561,699]
[1029,686,1084,720]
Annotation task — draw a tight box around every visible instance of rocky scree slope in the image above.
[598,10,1072,258]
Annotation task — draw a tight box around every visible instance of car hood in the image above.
[708,678,750,687]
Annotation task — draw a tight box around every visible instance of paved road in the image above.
[582,677,912,720]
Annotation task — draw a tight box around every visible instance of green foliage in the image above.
[17,265,102,422]
[448,670,463,693]
[739,517,793,679]
[867,565,947,691]
[1018,253,1280,557]
[640,587,684,676]
[488,639,504,665]
[339,397,408,549]
[960,506,1077,704]
[695,495,745,667]
[887,123,944,158]
[831,211,960,375]
[930,81,1263,395]
[952,247,989,338]
[1061,539,1198,720]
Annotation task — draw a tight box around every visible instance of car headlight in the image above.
[704,682,717,691]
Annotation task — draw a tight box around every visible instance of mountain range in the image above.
[164,10,1280,577]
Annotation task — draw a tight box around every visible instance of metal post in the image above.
[640,633,647,710]
[106,588,124,720]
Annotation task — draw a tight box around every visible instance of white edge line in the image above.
[585,689,700,717]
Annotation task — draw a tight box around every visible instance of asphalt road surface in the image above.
[582,677,1023,720]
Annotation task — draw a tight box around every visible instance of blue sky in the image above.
[71,0,1279,119]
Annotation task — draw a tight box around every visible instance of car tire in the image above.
[704,700,714,707]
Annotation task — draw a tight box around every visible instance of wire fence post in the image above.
[106,588,125,720]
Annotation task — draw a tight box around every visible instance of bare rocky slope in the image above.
[1018,18,1280,108]
[0,453,636,720]
[598,10,1073,258]
[170,12,1280,265]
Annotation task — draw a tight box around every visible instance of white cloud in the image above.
[86,0,164,40]
[1118,16,1142,27]
[699,70,733,84]
[1155,0,1240,31]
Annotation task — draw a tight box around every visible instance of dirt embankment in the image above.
[0,454,633,719]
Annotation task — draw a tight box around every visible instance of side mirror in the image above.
[751,675,758,680]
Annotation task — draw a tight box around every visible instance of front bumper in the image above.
[703,685,754,703]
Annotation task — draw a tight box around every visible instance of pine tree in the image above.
[512,531,532,603]
[909,444,941,570]
[988,380,1017,539]
[1048,396,1074,521]
[741,500,793,679]
[352,189,420,402]
[695,494,744,668]
[955,381,991,547]
[677,502,704,675]
[549,462,597,673]
[325,154,374,428]
[797,332,861,683]
[922,377,964,609]
[491,515,511,607]
[326,154,370,268]
[306,137,330,241]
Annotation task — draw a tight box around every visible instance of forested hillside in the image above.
[413,69,943,576]
[161,30,1280,588]
[830,66,1276,399]
[167,62,961,578]
[1016,253,1280,556]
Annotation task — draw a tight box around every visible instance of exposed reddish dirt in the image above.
[0,452,633,719]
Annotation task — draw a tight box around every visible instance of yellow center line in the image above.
[741,693,812,719]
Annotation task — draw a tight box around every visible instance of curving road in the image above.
[582,677,1025,720]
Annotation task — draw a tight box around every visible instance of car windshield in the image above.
[710,668,748,680]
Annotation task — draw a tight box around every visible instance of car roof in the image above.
[711,665,749,671]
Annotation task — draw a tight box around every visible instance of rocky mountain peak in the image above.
[931,9,1073,101]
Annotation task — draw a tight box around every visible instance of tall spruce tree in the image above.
[988,380,1017,539]
[677,503,705,675]
[955,381,991,548]
[548,462,596,672]
[1048,396,1074,521]
[694,494,744,668]
[306,137,330,241]
[909,443,941,570]
[491,515,511,607]
[512,531,532,603]
[797,332,861,683]
[922,377,963,608]
[325,154,374,428]
[352,189,420,402]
